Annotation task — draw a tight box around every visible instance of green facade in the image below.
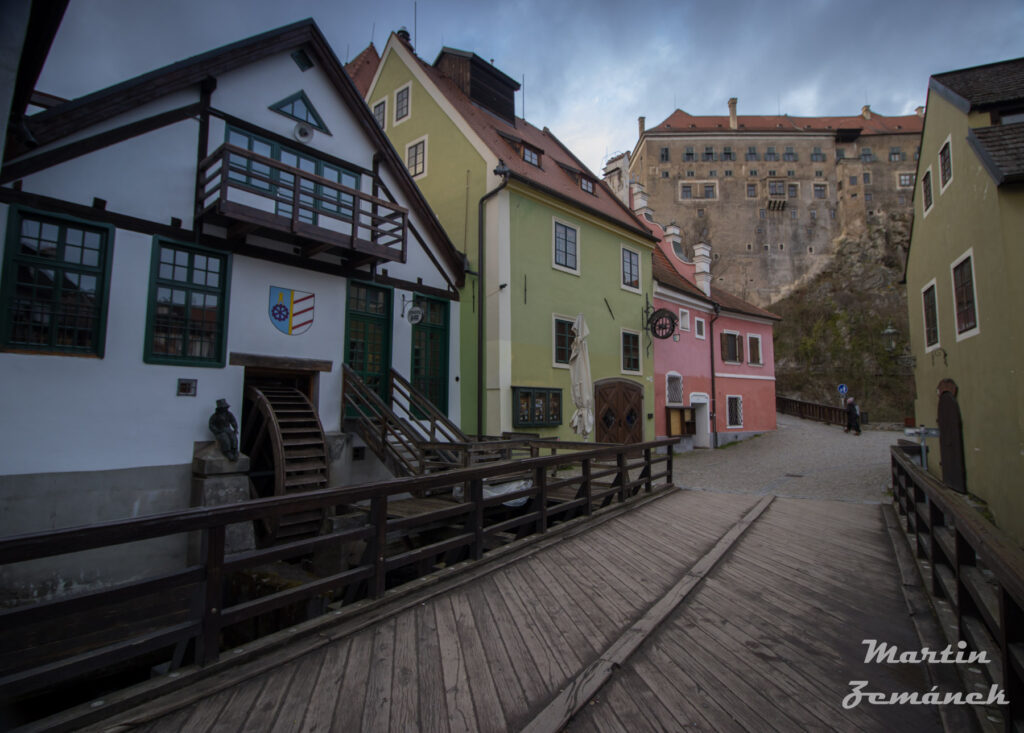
[905,89,1024,543]
[367,41,655,441]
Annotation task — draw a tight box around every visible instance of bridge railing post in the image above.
[616,451,627,504]
[535,465,548,534]
[582,458,592,516]
[198,524,225,666]
[644,448,653,493]
[470,478,484,560]
[370,494,387,598]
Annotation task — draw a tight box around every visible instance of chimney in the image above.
[861,104,871,120]
[693,242,712,297]
[396,27,412,48]
[638,116,645,137]
[728,98,738,130]
[916,105,925,118]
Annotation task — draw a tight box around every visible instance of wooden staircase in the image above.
[242,385,330,543]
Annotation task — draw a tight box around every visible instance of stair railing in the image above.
[341,364,424,475]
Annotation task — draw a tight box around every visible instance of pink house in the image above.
[636,191,780,449]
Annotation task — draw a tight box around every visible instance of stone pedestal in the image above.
[190,441,255,557]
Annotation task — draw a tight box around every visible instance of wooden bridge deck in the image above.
[78,489,941,733]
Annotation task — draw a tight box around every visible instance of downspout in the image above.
[709,302,720,448]
[477,160,510,439]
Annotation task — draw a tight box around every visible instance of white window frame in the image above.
[552,313,575,369]
[921,278,941,353]
[747,334,763,366]
[694,317,706,340]
[897,172,915,188]
[921,166,934,217]
[620,328,642,375]
[620,245,642,294]
[666,371,684,407]
[950,248,980,342]
[726,395,743,428]
[938,134,953,194]
[393,83,411,126]
[371,98,386,130]
[552,218,580,276]
[405,135,427,179]
[678,308,690,332]
[722,329,743,364]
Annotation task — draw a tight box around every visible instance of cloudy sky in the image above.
[36,0,1024,174]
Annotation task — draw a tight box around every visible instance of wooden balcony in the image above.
[197,144,407,267]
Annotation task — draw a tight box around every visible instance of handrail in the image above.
[0,436,676,707]
[776,395,846,426]
[890,446,1024,729]
[342,363,423,475]
[388,368,467,445]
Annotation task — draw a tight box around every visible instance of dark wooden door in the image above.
[595,379,644,444]
[937,391,967,493]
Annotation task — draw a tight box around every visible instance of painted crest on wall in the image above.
[268,286,315,335]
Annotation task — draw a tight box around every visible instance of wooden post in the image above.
[666,445,674,488]
[470,478,484,560]
[616,451,627,504]
[535,465,548,534]
[197,524,225,666]
[644,448,653,493]
[370,494,388,598]
[582,458,592,516]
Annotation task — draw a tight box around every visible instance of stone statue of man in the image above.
[209,398,239,461]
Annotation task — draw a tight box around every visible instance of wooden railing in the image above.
[388,368,467,445]
[0,439,675,707]
[197,143,407,264]
[776,395,846,426]
[891,446,1024,731]
[342,363,425,475]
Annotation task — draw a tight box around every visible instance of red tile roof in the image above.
[344,43,380,97]
[648,109,922,137]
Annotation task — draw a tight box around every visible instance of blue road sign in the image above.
[838,383,848,395]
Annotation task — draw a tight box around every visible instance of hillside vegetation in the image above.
[771,211,915,423]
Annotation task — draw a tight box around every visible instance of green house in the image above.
[904,56,1024,543]
[360,33,658,441]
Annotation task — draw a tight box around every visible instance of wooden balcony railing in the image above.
[891,446,1024,731]
[197,143,407,265]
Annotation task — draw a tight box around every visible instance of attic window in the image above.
[581,178,594,194]
[523,146,540,167]
[269,91,330,133]
[291,50,314,71]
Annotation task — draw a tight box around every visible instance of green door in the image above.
[346,283,391,408]
[411,297,449,414]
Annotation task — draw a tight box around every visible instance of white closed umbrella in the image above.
[569,314,594,438]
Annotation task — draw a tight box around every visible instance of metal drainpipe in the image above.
[477,160,510,439]
[709,302,721,449]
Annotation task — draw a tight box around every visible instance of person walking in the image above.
[844,396,861,435]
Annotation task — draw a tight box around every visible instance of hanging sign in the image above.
[269,286,315,335]
[647,308,678,339]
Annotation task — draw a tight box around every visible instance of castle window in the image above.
[899,173,915,187]
[783,146,797,161]
[811,147,826,162]
[788,184,798,198]
[683,146,695,161]
[746,146,759,161]
[681,185,692,199]
[764,146,779,161]
[890,147,903,162]
[747,184,756,198]
[703,146,716,161]
[814,184,827,199]
[660,147,669,162]
[722,146,736,161]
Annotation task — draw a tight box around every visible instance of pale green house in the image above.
[360,32,658,441]
[904,56,1024,543]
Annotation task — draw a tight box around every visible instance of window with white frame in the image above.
[678,308,690,332]
[694,317,705,339]
[727,396,743,428]
[621,246,640,292]
[922,168,934,214]
[553,315,574,366]
[939,136,953,192]
[372,100,386,129]
[666,373,683,406]
[394,84,410,124]
[951,250,979,339]
[721,331,743,363]
[898,172,915,187]
[621,330,641,373]
[921,280,939,350]
[405,137,426,178]
[747,334,762,365]
[553,220,579,274]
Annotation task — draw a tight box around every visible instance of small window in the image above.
[695,318,705,339]
[687,170,695,177]
[523,146,540,166]
[747,184,757,198]
[765,146,779,161]
[681,185,692,200]
[621,247,640,291]
[787,170,795,177]
[709,170,717,177]
[746,146,759,161]
[406,138,426,178]
[553,317,574,365]
[749,169,758,177]
[678,308,690,331]
[513,387,562,428]
[684,146,695,161]
[951,252,978,338]
[722,146,735,161]
[372,100,386,129]
[660,147,670,163]
[811,147,826,162]
[899,173,915,187]
[768,169,777,177]
[863,172,871,184]
[721,331,743,363]
[291,49,314,71]
[787,183,798,198]
[939,139,953,190]
[815,170,823,177]
[890,147,902,162]
[759,209,766,219]
[850,176,858,186]
[814,184,827,199]
[922,282,939,349]
[666,374,684,406]
[553,220,578,273]
[703,184,716,199]
[703,146,716,161]
[865,193,873,202]
[697,208,705,218]
[269,91,330,133]
[769,181,784,196]
[621,330,641,373]
[810,210,817,220]
[860,147,873,162]
[783,146,797,161]
[747,334,762,365]
[922,169,934,213]
[724,170,733,177]
[581,178,594,194]
[662,171,669,178]
[395,85,410,122]
[727,395,743,428]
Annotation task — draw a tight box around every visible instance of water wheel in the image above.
[241,385,330,544]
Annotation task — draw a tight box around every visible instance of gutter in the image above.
[709,302,721,449]
[477,160,510,439]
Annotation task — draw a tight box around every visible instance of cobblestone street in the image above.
[672,413,902,503]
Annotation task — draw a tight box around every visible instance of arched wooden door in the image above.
[937,389,967,493]
[595,378,644,444]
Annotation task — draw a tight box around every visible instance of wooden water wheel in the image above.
[241,385,330,544]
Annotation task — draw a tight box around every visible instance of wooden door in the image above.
[937,390,966,493]
[345,283,391,407]
[595,379,644,444]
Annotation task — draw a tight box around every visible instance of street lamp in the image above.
[882,322,899,352]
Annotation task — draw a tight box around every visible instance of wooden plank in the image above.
[503,564,587,671]
[360,618,396,732]
[388,612,419,733]
[631,648,745,732]
[447,591,508,732]
[433,596,479,733]
[475,578,550,706]
[265,648,327,732]
[296,639,350,732]
[514,559,602,658]
[231,658,301,730]
[415,600,450,733]
[331,626,373,731]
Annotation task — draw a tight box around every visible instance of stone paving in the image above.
[672,413,902,503]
